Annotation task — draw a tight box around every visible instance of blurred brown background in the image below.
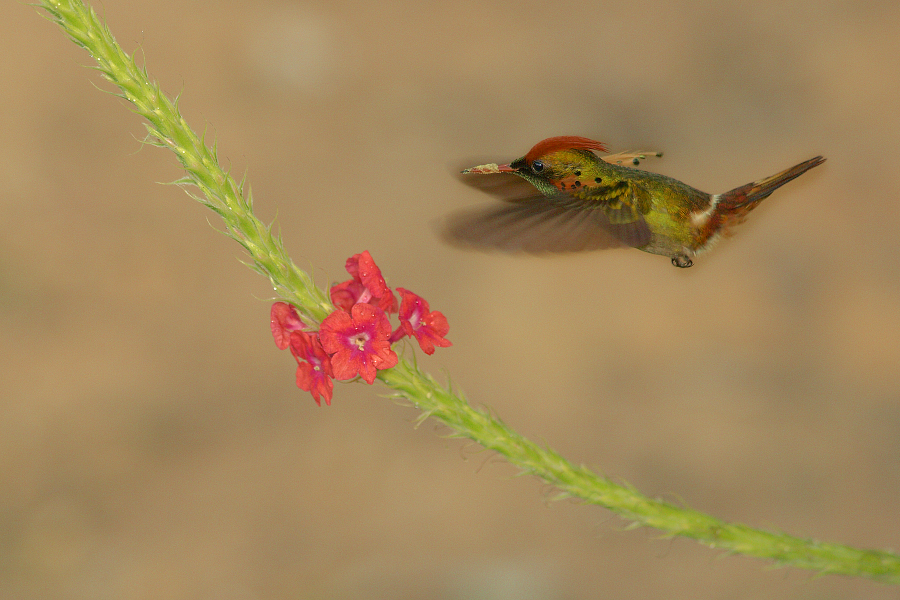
[3,0,900,598]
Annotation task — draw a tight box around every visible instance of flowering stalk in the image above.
[36,0,332,324]
[36,0,900,585]
[271,251,450,405]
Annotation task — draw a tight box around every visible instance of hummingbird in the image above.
[446,136,824,267]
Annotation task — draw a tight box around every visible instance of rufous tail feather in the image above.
[716,156,825,226]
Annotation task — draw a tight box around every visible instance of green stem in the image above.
[37,0,900,585]
[36,0,332,324]
[380,361,900,582]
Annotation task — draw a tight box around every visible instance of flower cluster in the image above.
[270,251,451,405]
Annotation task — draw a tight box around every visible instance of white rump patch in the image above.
[690,194,720,227]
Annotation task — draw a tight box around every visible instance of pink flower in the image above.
[319,303,398,384]
[391,288,452,355]
[330,251,397,314]
[271,251,452,404]
[270,302,306,350]
[329,279,367,313]
[289,331,334,406]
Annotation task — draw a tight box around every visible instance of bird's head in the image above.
[463,136,608,196]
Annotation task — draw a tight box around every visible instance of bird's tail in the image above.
[716,156,825,226]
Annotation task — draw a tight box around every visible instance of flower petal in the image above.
[271,302,306,350]
[290,331,335,406]
[396,288,451,355]
[319,304,398,384]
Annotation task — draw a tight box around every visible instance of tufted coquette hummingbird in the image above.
[447,136,824,267]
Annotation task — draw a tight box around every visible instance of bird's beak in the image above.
[461,162,516,174]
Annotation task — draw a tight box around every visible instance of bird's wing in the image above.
[574,179,652,232]
[442,187,651,254]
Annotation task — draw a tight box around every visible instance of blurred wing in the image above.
[600,150,663,167]
[442,193,650,253]
[454,167,548,202]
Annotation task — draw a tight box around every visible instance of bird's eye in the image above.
[531,160,544,174]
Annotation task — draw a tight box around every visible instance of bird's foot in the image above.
[671,255,693,268]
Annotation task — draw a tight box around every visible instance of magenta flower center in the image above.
[350,332,369,351]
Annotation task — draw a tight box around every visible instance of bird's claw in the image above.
[671,255,693,268]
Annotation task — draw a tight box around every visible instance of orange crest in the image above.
[524,136,609,163]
